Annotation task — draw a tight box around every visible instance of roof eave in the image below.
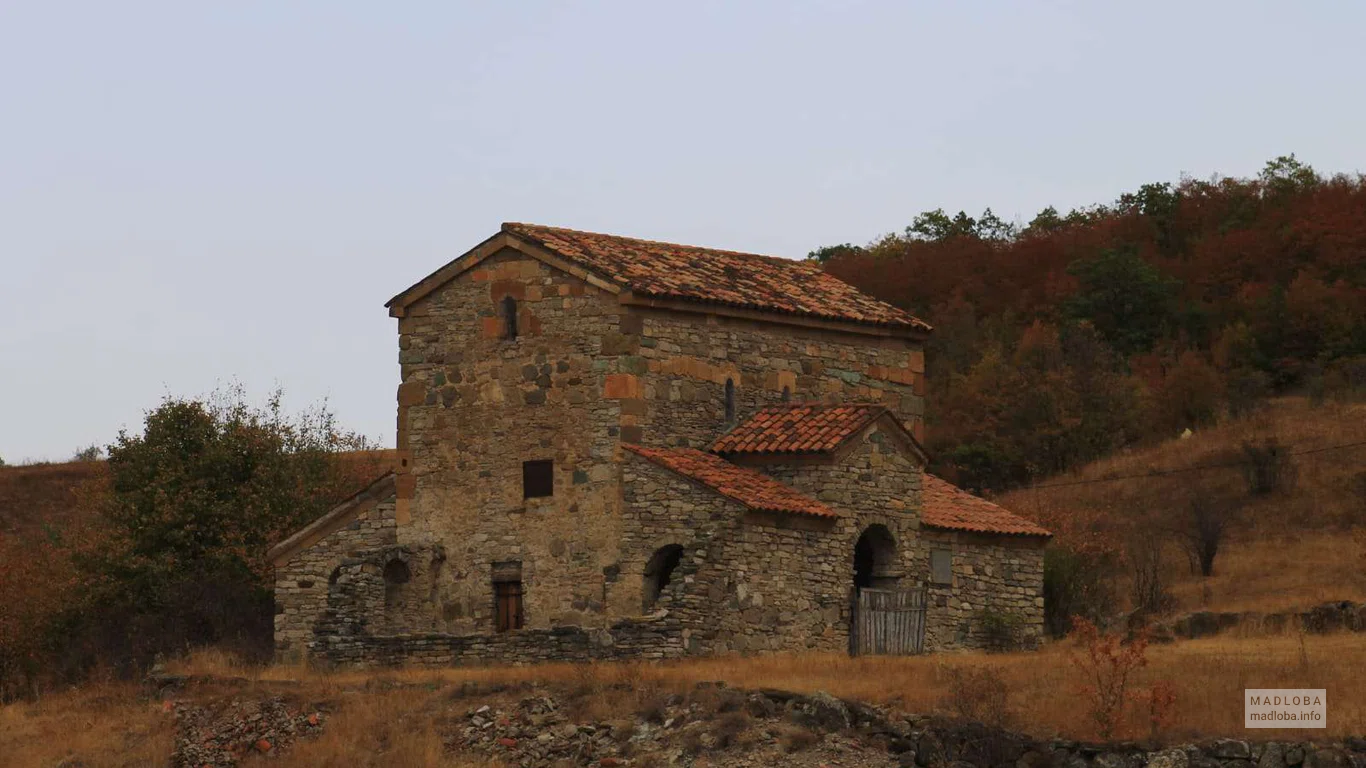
[619,291,932,341]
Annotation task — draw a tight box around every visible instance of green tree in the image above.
[71,444,101,462]
[1064,246,1179,356]
[806,242,864,263]
[68,386,375,668]
[1260,154,1319,196]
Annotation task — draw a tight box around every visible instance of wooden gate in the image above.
[853,586,927,655]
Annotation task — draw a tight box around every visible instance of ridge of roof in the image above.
[710,403,926,465]
[500,223,931,331]
[920,474,1052,537]
[623,444,838,519]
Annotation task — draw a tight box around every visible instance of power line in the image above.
[1024,439,1366,492]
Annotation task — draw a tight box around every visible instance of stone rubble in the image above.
[170,695,325,767]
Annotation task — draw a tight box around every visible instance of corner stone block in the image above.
[397,381,426,407]
[909,348,925,374]
[603,373,640,399]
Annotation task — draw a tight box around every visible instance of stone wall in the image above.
[762,423,924,589]
[395,248,635,632]
[629,309,927,449]
[273,495,398,663]
[317,615,684,668]
[921,530,1046,651]
[620,455,852,655]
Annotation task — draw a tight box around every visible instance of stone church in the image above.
[269,223,1050,666]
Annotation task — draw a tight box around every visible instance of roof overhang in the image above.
[618,291,931,342]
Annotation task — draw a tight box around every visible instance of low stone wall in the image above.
[1148,601,1366,643]
[314,614,685,667]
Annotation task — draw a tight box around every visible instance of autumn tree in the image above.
[63,386,375,671]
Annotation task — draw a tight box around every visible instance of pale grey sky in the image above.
[3,1,1364,462]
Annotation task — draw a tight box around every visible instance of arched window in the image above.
[384,559,411,585]
[501,295,518,340]
[781,385,792,403]
[642,544,684,612]
[724,378,735,423]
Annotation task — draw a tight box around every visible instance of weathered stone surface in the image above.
[1148,748,1191,768]
[1212,740,1253,760]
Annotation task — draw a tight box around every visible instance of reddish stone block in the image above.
[397,381,426,407]
[603,373,640,399]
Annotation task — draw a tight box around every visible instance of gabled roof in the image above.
[387,223,930,334]
[921,475,1051,538]
[623,444,838,519]
[710,404,927,464]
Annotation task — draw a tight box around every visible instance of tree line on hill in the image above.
[812,155,1366,492]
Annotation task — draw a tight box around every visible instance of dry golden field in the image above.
[4,634,1365,767]
[1001,397,1366,615]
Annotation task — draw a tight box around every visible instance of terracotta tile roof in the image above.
[503,223,929,331]
[711,404,888,456]
[921,475,1051,537]
[623,444,838,518]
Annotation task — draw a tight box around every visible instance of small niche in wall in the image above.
[930,548,953,586]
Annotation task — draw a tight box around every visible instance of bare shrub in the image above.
[780,724,820,752]
[636,692,670,724]
[1127,530,1173,615]
[1239,438,1297,496]
[711,710,752,750]
[1174,486,1239,577]
[941,665,1012,727]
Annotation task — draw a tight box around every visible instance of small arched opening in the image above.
[384,558,411,608]
[853,524,897,591]
[724,378,736,424]
[501,295,519,340]
[642,544,684,612]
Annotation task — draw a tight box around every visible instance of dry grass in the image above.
[1163,529,1366,614]
[0,678,174,767]
[1001,397,1366,615]
[7,635,1364,765]
[1005,397,1366,529]
[176,635,1366,741]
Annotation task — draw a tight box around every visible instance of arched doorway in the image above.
[853,524,897,590]
[851,524,926,655]
[642,544,684,612]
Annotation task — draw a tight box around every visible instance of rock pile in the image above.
[171,695,324,767]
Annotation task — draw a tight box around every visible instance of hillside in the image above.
[814,156,1366,492]
[0,461,105,535]
[999,397,1366,619]
[0,450,400,539]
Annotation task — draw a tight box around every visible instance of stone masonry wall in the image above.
[318,615,684,668]
[273,496,398,663]
[763,424,924,590]
[628,309,926,449]
[922,530,1046,651]
[620,455,852,655]
[395,248,635,633]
